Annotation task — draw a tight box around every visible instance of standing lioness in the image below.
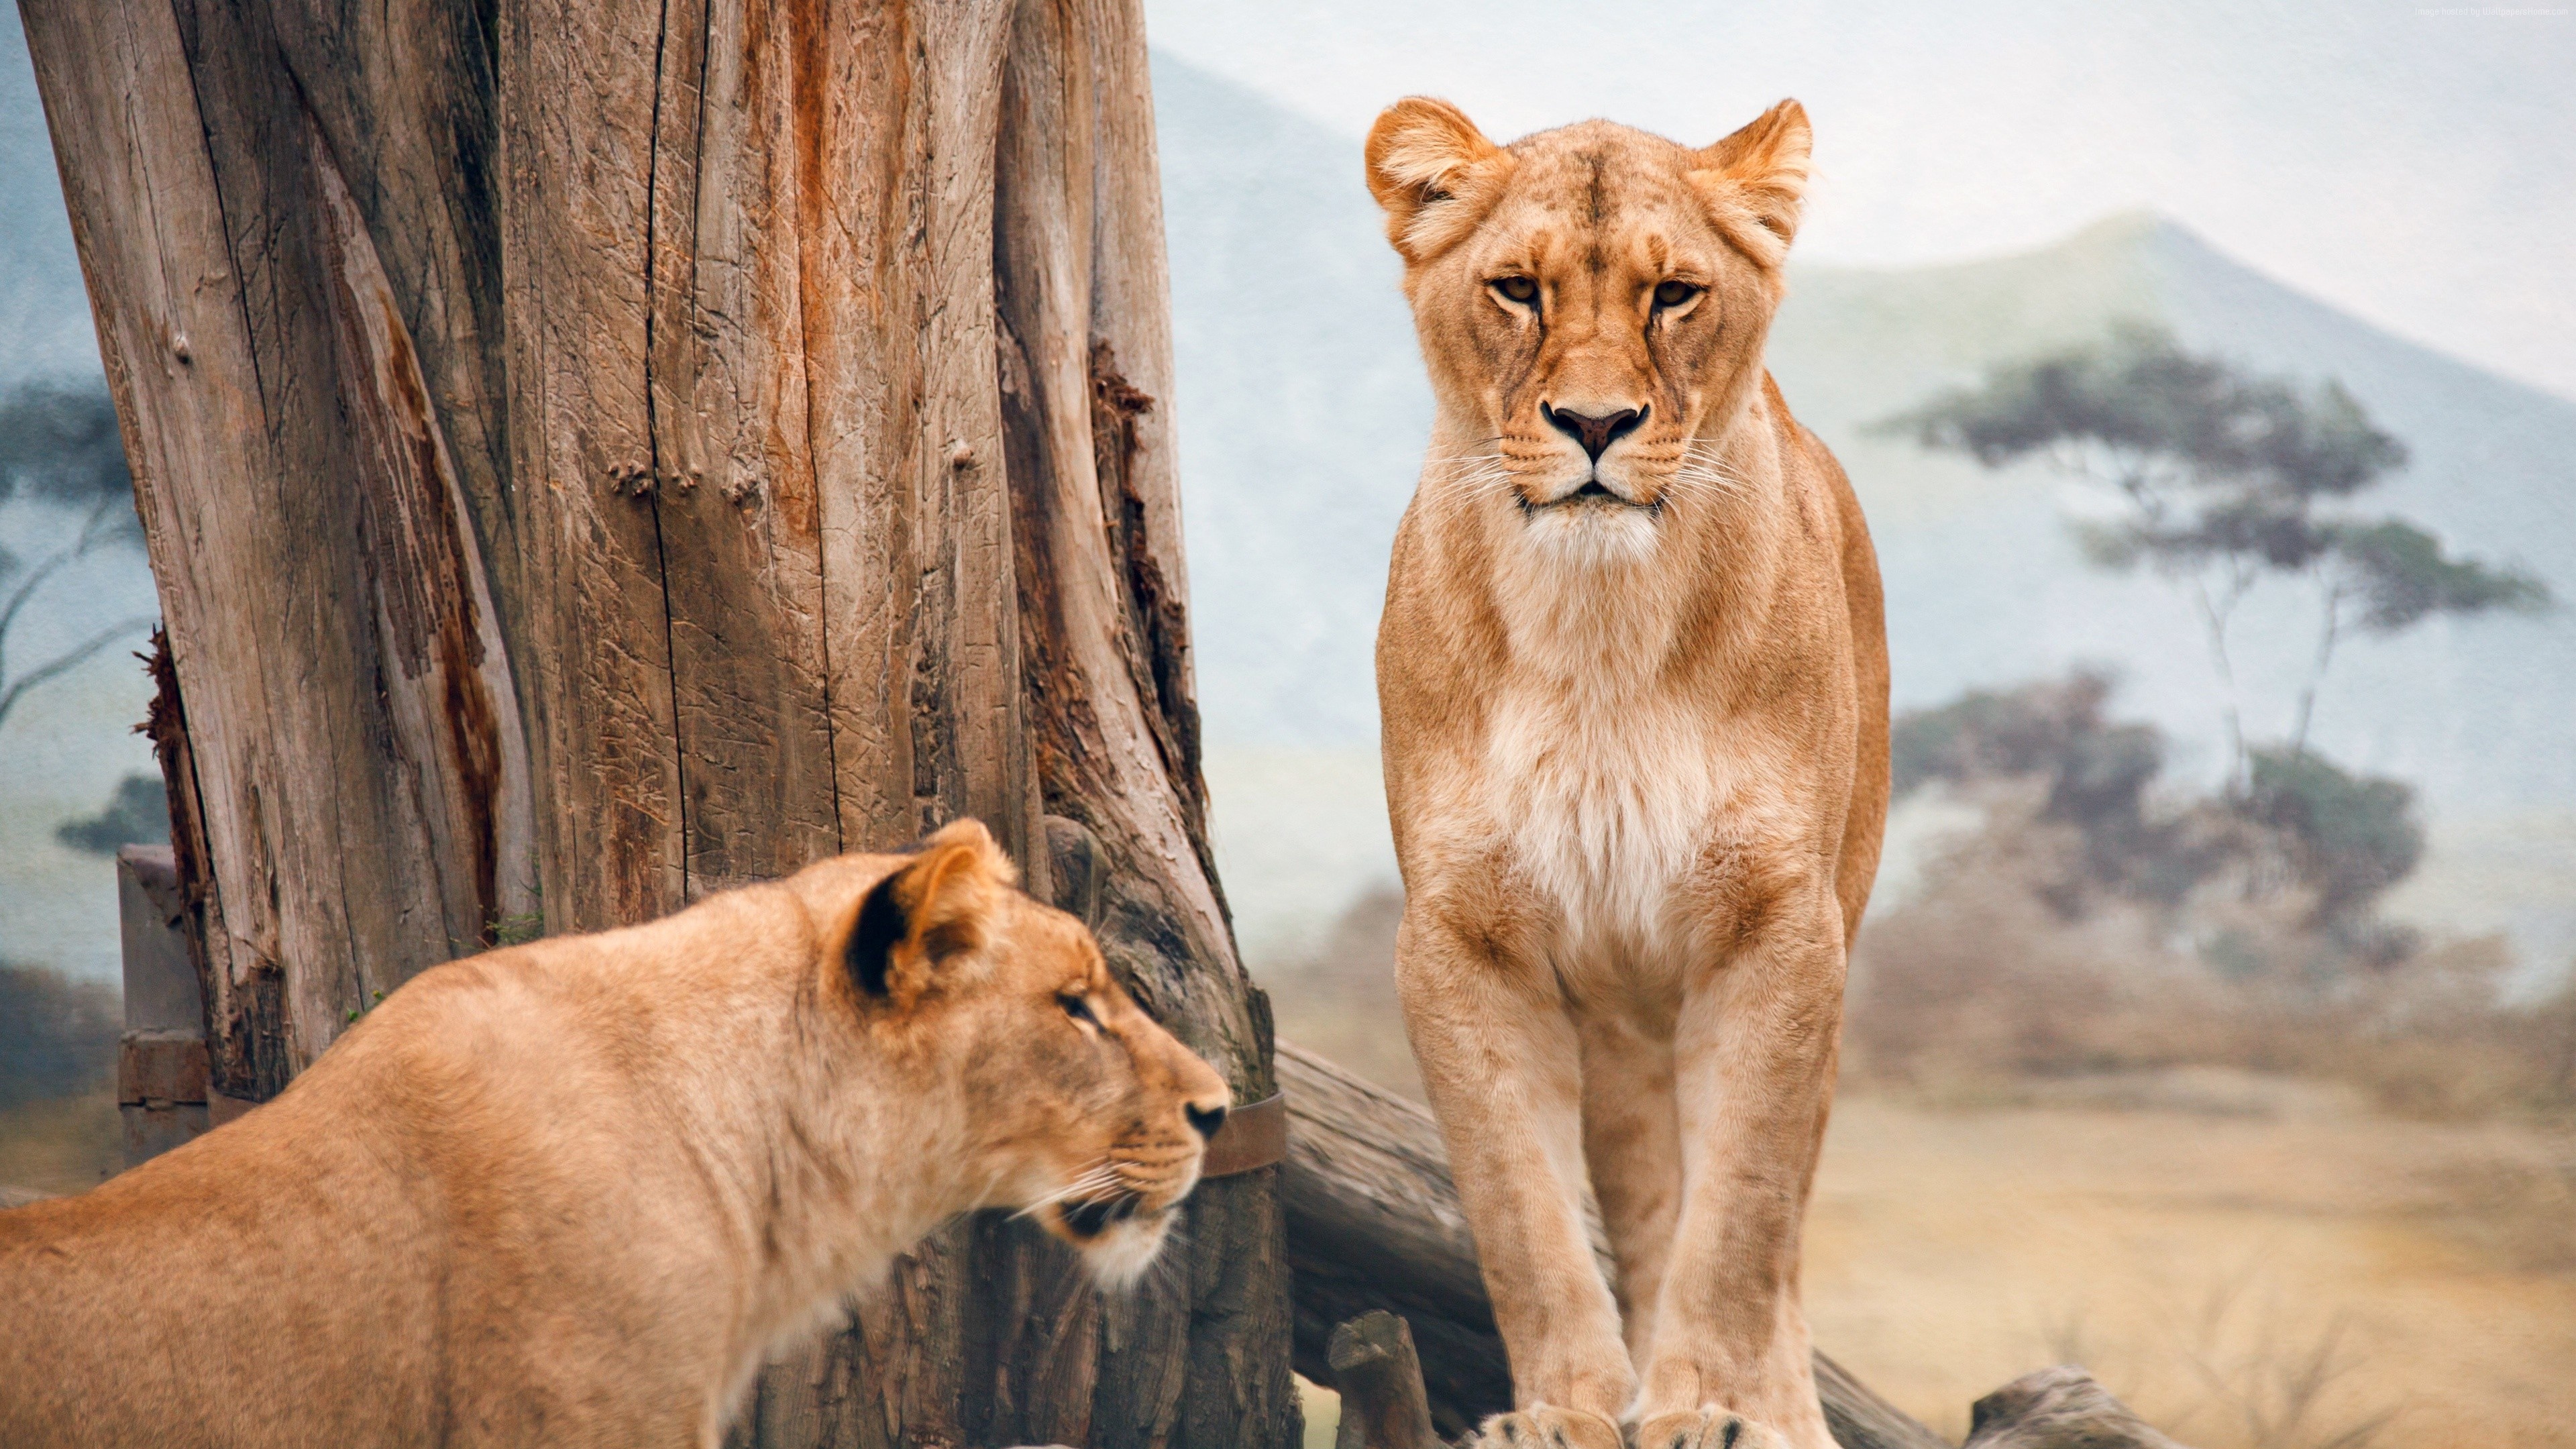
[0,819,1230,1448]
[1368,98,1888,1449]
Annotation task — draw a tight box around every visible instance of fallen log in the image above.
[1961,1366,2187,1449]
[1277,1043,1947,1449]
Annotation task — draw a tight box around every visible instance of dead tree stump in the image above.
[23,1,1291,1442]
[1330,1313,1443,1449]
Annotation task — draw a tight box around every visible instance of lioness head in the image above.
[828,820,1230,1286]
[1365,97,1811,559]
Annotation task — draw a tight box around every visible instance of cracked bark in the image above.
[26,0,1290,1443]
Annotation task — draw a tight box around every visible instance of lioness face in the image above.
[837,820,1231,1286]
[1366,98,1812,560]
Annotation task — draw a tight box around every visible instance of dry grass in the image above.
[1264,885,1424,1102]
[0,961,123,1200]
[0,1089,120,1198]
[1254,834,2576,1446]
[1844,800,2576,1123]
[1805,1094,2576,1446]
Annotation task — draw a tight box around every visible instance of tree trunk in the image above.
[21,1,1292,1444]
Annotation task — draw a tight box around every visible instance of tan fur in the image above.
[0,819,1228,1448]
[1367,98,1890,1449]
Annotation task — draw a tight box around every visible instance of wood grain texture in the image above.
[1328,1313,1442,1449]
[1962,1366,2192,1449]
[28,0,1291,1442]
[25,0,531,1091]
[991,3,1294,1443]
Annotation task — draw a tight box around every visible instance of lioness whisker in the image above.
[1010,1162,1123,1220]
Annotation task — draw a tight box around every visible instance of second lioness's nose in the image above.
[1542,402,1646,462]
[1184,1102,1228,1142]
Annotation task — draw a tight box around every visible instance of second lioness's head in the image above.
[1366,97,1811,551]
[818,820,1230,1286]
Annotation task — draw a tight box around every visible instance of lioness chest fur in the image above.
[1368,99,1889,1449]
[0,820,1228,1448]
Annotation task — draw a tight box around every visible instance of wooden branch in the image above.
[1278,1043,1947,1449]
[1330,1313,1441,1449]
[1962,1366,2190,1448]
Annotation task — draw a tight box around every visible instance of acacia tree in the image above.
[1889,670,2426,940]
[23,1,1292,1444]
[1882,323,2547,780]
[0,381,156,735]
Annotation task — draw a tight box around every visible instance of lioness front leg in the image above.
[1635,885,1846,1449]
[1394,905,1631,1449]
[1576,1010,1682,1368]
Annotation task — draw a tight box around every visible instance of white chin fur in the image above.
[1517,500,1660,566]
[1077,1211,1175,1289]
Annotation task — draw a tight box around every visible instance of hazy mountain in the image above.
[1771,215,2576,807]
[1,43,2563,982]
[1157,54,1422,749]
[1152,54,2576,972]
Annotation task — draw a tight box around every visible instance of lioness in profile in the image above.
[1367,98,1888,1449]
[0,818,1229,1448]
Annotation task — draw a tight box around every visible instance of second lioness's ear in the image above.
[845,818,1016,1008]
[1688,98,1812,270]
[1365,97,1514,264]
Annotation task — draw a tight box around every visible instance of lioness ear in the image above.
[1688,98,1812,270]
[1365,97,1514,264]
[845,818,1016,1007]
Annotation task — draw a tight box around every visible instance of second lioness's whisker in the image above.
[1012,1162,1124,1220]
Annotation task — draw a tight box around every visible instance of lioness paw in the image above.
[1462,1405,1623,1449]
[1633,1409,1791,1449]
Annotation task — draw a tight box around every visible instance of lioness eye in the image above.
[1491,276,1538,305]
[1059,994,1099,1028]
[1652,280,1701,310]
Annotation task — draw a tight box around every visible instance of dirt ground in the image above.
[13,1073,2571,1449]
[0,1090,119,1199]
[1293,1070,2576,1449]
[1805,1079,2576,1447]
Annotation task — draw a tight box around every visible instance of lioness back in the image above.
[0,819,1229,1448]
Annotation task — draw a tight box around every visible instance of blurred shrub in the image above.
[1890,669,2236,914]
[54,772,170,857]
[1892,672,2428,940]
[1265,886,1420,1100]
[0,380,131,507]
[2242,746,2422,932]
[1846,795,2576,1120]
[0,963,120,1110]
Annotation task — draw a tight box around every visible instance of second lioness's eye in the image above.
[1492,276,1538,305]
[1653,280,1702,310]
[1059,994,1099,1028]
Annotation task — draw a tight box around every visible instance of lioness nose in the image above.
[1542,402,1646,462]
[1184,1102,1227,1142]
